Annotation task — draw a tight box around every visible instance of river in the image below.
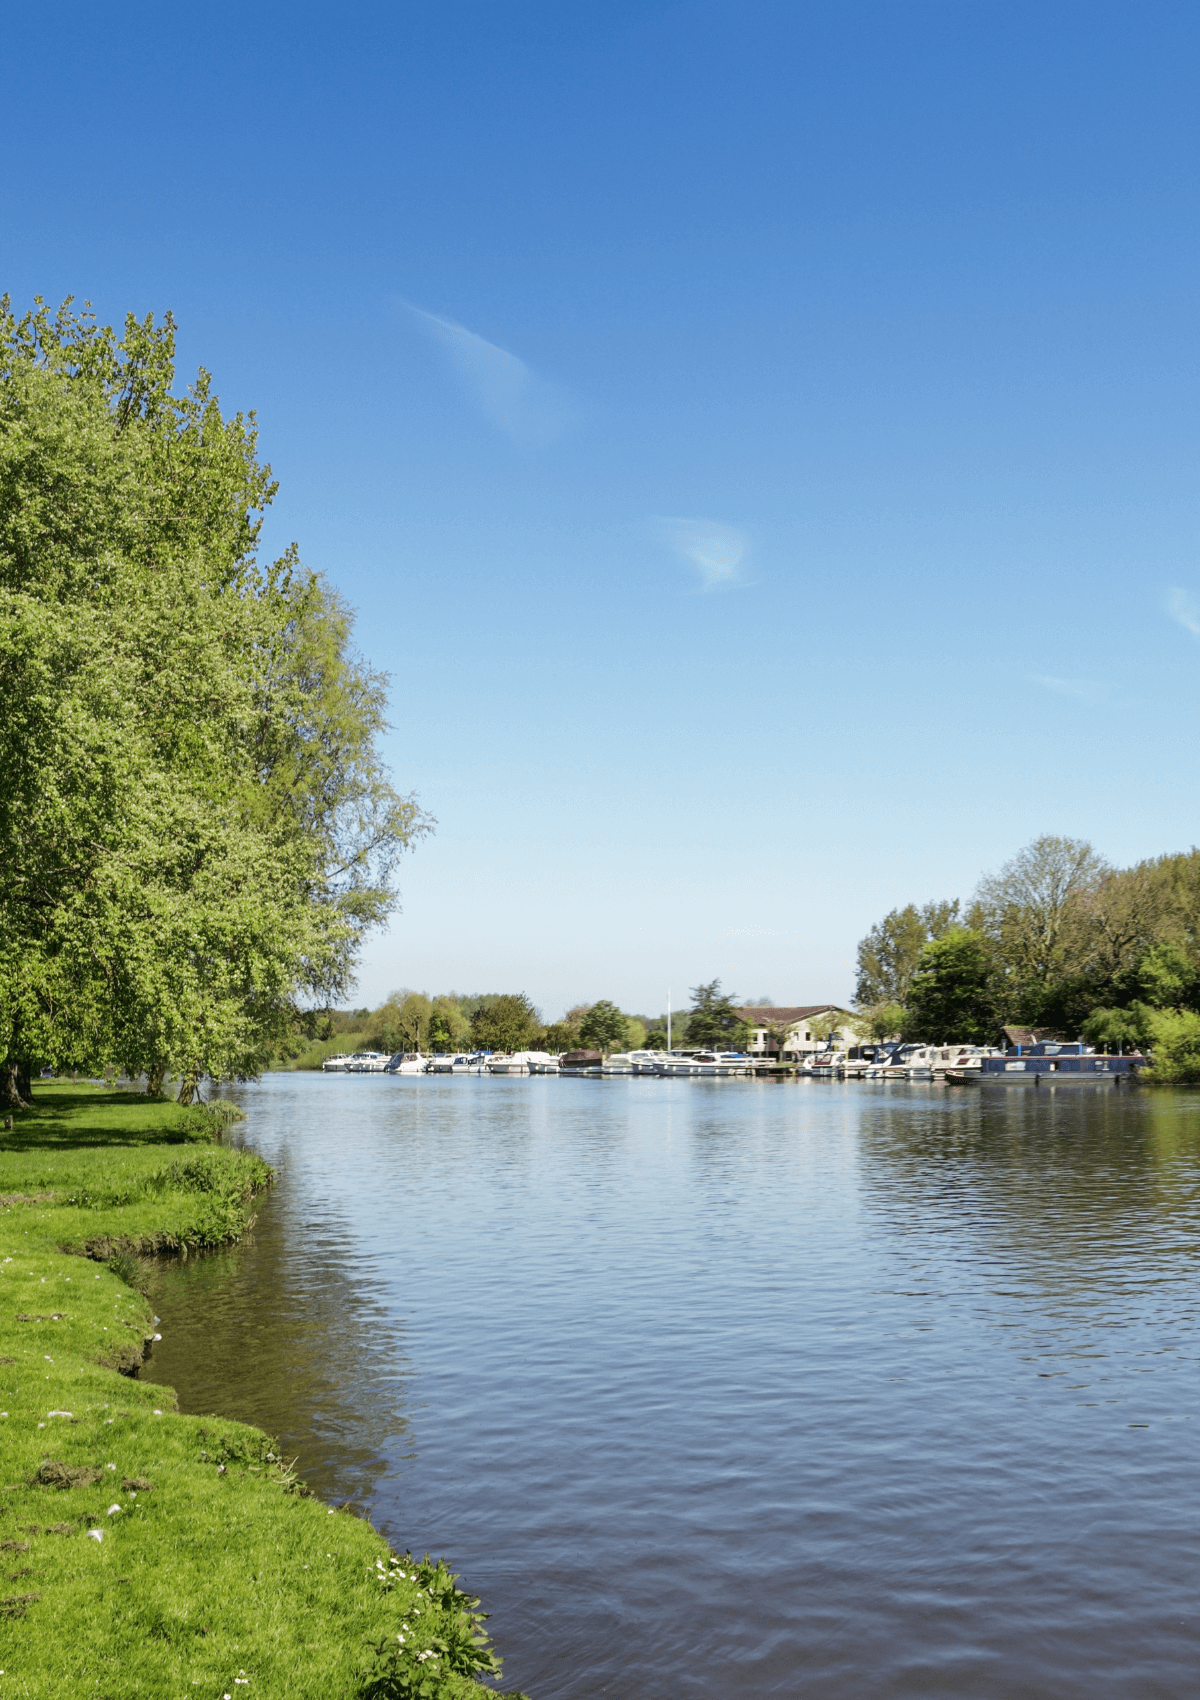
[141,1073,1200,1698]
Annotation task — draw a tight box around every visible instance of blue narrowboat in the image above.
[977,1040,1143,1082]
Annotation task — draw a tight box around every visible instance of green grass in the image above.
[0,1087,522,1698]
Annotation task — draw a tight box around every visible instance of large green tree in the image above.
[0,297,429,1105]
[902,928,1000,1044]
[684,980,751,1051]
[470,994,539,1052]
[578,1000,629,1051]
[855,900,959,1010]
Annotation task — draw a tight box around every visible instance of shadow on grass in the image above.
[0,1090,190,1152]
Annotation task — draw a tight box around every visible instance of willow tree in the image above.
[0,297,429,1105]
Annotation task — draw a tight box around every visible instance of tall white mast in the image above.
[667,989,671,1053]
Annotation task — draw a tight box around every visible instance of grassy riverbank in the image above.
[0,1086,521,1698]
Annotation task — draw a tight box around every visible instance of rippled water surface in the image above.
[141,1074,1200,1698]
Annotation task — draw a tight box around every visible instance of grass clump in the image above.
[0,1085,525,1698]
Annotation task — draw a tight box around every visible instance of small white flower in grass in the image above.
[105,1418,113,1424]
[107,1504,121,1515]
[43,1356,52,1362]
[153,1409,162,1416]
[88,1529,103,1542]
[106,1464,116,1470]
[37,1422,45,1429]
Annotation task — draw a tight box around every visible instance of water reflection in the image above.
[139,1075,1200,1699]
[140,1171,412,1507]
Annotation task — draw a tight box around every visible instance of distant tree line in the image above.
[322,979,753,1059]
[855,835,1200,1080]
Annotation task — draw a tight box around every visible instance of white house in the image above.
[736,1005,863,1061]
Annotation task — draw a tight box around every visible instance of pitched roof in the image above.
[736,1005,849,1027]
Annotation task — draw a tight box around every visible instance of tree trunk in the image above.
[0,1057,30,1111]
[145,1065,166,1097]
[175,1072,201,1107]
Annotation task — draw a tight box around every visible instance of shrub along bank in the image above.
[0,1086,522,1698]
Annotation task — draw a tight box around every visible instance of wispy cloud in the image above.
[1166,586,1200,638]
[656,518,750,590]
[1030,675,1108,704]
[404,303,576,448]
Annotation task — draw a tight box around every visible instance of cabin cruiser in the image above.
[809,1051,845,1079]
[864,1043,921,1079]
[525,1052,561,1074]
[425,1053,480,1074]
[937,1047,1001,1081]
[655,1051,750,1078]
[485,1050,556,1075]
[321,1053,352,1072]
[600,1052,636,1075]
[346,1052,391,1073]
[558,1049,604,1075]
[383,1052,431,1075]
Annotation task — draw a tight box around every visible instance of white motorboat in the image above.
[941,1047,1002,1082]
[600,1052,636,1075]
[385,1052,430,1075]
[486,1050,550,1075]
[655,1051,750,1078]
[865,1044,922,1080]
[346,1052,391,1073]
[320,1054,352,1072]
[809,1051,845,1079]
[426,1053,481,1074]
[527,1054,561,1074]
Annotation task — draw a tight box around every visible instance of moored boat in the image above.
[346,1052,391,1073]
[558,1048,604,1076]
[972,1041,1143,1083]
[385,1052,431,1074]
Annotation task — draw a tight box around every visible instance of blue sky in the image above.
[5,1,1200,1017]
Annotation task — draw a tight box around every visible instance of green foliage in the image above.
[855,901,960,1008]
[577,1000,629,1051]
[362,1555,528,1699]
[469,994,539,1053]
[539,1022,580,1053]
[428,997,471,1053]
[1081,1003,1156,1052]
[642,1028,668,1050]
[902,928,999,1044]
[857,1001,906,1042]
[1141,1009,1200,1083]
[683,980,751,1051]
[0,296,431,1106]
